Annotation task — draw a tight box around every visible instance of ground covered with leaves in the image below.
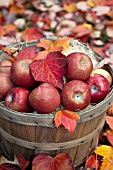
[0,0,113,170]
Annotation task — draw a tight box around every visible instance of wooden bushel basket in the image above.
[0,40,113,168]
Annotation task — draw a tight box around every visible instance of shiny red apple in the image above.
[0,59,13,75]
[65,52,93,80]
[11,59,37,88]
[4,87,33,112]
[0,73,15,101]
[86,74,110,103]
[29,83,61,114]
[91,68,112,86]
[61,80,91,111]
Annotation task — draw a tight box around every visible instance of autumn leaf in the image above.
[54,109,80,133]
[72,23,93,38]
[9,4,25,14]
[36,38,71,52]
[94,145,113,159]
[107,103,113,116]
[106,116,113,130]
[100,157,113,170]
[34,50,49,60]
[85,154,100,169]
[17,46,36,60]
[105,129,113,146]
[63,3,77,13]
[30,51,67,89]
[0,24,18,36]
[36,39,52,50]
[94,145,113,170]
[21,26,43,41]
[16,154,29,170]
[32,152,74,170]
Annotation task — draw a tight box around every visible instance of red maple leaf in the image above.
[17,46,36,60]
[21,26,43,41]
[32,153,74,170]
[30,51,67,89]
[54,109,80,133]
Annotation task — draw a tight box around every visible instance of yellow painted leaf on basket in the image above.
[63,3,77,13]
[54,110,80,134]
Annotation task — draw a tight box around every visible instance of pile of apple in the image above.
[0,51,112,114]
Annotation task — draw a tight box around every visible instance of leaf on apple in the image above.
[17,46,36,60]
[54,109,80,133]
[106,116,113,130]
[85,154,100,169]
[32,152,74,170]
[30,51,67,89]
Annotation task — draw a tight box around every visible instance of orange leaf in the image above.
[36,39,52,50]
[106,116,113,130]
[105,129,113,146]
[63,3,77,13]
[54,110,80,133]
[36,38,71,52]
[0,24,18,36]
[9,4,25,14]
[107,103,113,116]
[33,51,49,60]
[100,157,113,170]
[32,152,74,170]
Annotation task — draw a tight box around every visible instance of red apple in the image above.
[91,68,112,86]
[11,59,37,88]
[0,73,15,101]
[4,87,33,112]
[61,80,91,111]
[86,74,110,103]
[0,59,13,75]
[29,83,61,114]
[65,52,93,80]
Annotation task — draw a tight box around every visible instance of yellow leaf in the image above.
[37,37,72,52]
[47,37,71,52]
[87,0,95,7]
[63,3,77,13]
[94,145,113,159]
[100,157,113,170]
[83,23,93,29]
